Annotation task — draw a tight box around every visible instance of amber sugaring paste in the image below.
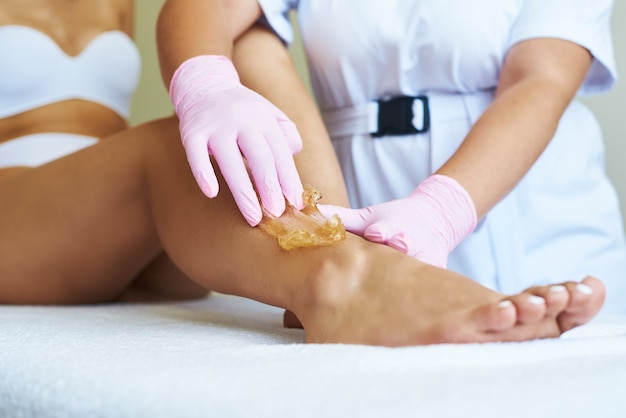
[258,185,346,250]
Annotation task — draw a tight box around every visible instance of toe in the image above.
[525,284,569,317]
[558,276,606,332]
[471,299,517,333]
[508,292,547,325]
[428,300,516,344]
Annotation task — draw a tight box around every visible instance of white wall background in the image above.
[581,2,626,224]
[132,1,626,223]
[130,0,172,124]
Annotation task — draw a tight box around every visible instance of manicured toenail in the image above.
[576,283,594,295]
[550,285,567,293]
[528,295,545,305]
[498,300,513,308]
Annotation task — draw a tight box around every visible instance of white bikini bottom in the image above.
[0,133,98,168]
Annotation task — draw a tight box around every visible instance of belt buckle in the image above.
[372,95,430,137]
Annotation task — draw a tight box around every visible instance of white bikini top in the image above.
[0,25,141,119]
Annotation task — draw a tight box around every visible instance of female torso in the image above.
[0,0,139,178]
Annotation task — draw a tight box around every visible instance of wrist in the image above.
[169,55,240,108]
[411,174,477,250]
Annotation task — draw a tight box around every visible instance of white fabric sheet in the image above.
[1,293,625,418]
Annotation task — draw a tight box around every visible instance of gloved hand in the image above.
[169,55,305,226]
[318,174,477,268]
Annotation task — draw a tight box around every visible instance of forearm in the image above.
[437,77,569,219]
[437,38,591,219]
[157,0,262,87]
[233,26,350,206]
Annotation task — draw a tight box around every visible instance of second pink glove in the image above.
[318,174,477,268]
[170,55,305,226]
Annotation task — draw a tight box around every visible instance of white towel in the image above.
[1,293,625,418]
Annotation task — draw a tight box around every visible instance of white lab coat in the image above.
[258,0,626,313]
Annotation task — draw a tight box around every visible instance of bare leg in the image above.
[0,117,604,345]
[138,118,604,344]
[0,162,204,304]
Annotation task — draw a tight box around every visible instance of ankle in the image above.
[291,237,371,334]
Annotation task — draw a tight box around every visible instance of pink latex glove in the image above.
[169,55,305,226]
[318,174,477,268]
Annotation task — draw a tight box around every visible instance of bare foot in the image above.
[289,241,605,346]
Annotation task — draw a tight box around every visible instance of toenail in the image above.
[550,285,567,293]
[576,283,594,295]
[528,295,545,305]
[498,300,513,308]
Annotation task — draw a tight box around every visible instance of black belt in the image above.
[372,95,430,137]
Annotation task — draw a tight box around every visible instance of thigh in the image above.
[0,117,179,304]
[0,167,30,182]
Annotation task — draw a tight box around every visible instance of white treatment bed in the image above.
[1,293,625,418]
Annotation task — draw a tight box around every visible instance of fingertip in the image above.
[203,188,218,199]
[257,184,287,218]
[195,169,219,198]
[247,216,261,227]
[274,159,304,211]
[266,197,286,218]
[290,187,306,211]
[386,233,410,254]
[293,195,305,211]
[335,207,369,234]
[240,207,263,226]
[281,182,305,211]
[231,187,264,228]
[363,224,388,244]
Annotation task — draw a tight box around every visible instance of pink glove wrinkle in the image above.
[169,55,305,226]
[318,174,477,268]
